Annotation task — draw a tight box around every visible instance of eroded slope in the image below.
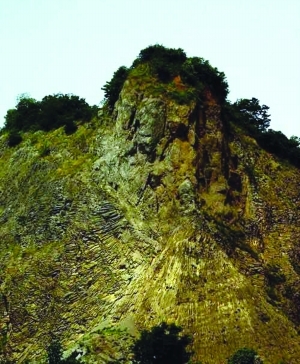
[0,72,300,363]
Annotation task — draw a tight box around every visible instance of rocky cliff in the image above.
[1,52,300,363]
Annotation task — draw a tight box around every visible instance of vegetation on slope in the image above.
[224,98,300,167]
[4,44,300,168]
[102,44,229,111]
[101,44,300,168]
[3,93,97,146]
[44,323,261,364]
[132,322,192,364]
[1,44,300,363]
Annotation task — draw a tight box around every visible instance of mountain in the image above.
[1,46,300,363]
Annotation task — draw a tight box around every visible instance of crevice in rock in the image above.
[127,109,136,129]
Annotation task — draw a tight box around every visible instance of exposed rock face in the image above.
[1,73,300,363]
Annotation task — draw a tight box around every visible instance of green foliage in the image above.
[132,44,187,82]
[5,96,38,132]
[180,57,229,102]
[38,94,93,132]
[132,45,228,101]
[257,129,300,167]
[64,120,78,135]
[132,322,192,364]
[168,89,196,105]
[63,351,82,364]
[102,45,229,110]
[4,94,95,134]
[102,66,129,110]
[47,341,64,364]
[225,98,300,167]
[46,340,81,363]
[232,98,270,133]
[7,131,22,147]
[227,347,261,364]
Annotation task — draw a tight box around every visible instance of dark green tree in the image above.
[233,98,270,132]
[47,340,81,363]
[102,45,229,111]
[180,57,229,103]
[288,135,300,148]
[47,340,64,364]
[39,94,92,131]
[228,347,262,364]
[7,131,22,147]
[4,109,18,131]
[132,44,187,82]
[102,66,129,110]
[4,93,94,135]
[132,322,192,364]
[4,96,40,132]
[256,129,300,167]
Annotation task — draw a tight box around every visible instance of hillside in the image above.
[1,46,300,363]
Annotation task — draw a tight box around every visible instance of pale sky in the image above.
[1,0,299,137]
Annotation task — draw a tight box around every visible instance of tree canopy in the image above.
[232,98,270,132]
[4,93,96,135]
[132,322,192,364]
[132,44,187,82]
[47,340,81,364]
[101,66,129,110]
[227,347,262,364]
[102,44,229,110]
[224,98,300,167]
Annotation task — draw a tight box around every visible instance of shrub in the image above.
[4,94,94,134]
[7,131,22,147]
[47,341,64,364]
[225,99,300,167]
[132,322,192,364]
[257,129,300,167]
[181,57,229,103]
[4,97,40,132]
[102,66,129,110]
[227,347,262,364]
[132,44,187,82]
[46,340,81,363]
[133,46,228,102]
[39,94,92,131]
[168,89,196,105]
[232,98,270,133]
[64,120,78,135]
[102,45,229,110]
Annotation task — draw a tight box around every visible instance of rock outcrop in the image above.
[1,60,300,363]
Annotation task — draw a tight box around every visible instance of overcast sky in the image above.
[1,0,299,137]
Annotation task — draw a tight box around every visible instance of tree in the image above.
[180,57,229,103]
[39,94,92,131]
[289,135,300,148]
[47,340,64,364]
[256,129,300,167]
[228,347,262,364]
[233,98,270,132]
[7,131,22,147]
[102,66,129,110]
[46,340,81,364]
[4,96,40,132]
[132,44,187,82]
[132,322,192,364]
[4,93,94,134]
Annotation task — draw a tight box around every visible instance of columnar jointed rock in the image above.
[0,62,300,364]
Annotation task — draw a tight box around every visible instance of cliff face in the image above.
[1,67,300,363]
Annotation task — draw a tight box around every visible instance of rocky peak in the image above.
[1,46,300,363]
